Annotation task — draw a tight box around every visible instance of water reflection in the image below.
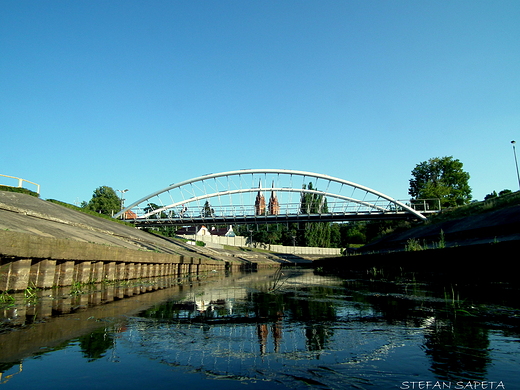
[1,267,519,389]
[423,317,491,381]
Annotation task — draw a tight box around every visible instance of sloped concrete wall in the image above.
[0,230,226,291]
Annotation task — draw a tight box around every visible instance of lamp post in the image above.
[117,189,129,218]
[248,229,253,248]
[512,141,520,191]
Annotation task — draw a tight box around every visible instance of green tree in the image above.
[300,183,328,214]
[85,186,121,216]
[484,191,498,200]
[409,156,471,207]
[299,183,332,247]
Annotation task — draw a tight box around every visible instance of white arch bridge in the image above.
[115,169,439,227]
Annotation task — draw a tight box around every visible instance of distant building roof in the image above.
[123,210,137,219]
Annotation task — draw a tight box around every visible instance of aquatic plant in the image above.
[70,281,85,296]
[268,268,288,292]
[442,285,475,317]
[24,283,39,304]
[0,290,15,306]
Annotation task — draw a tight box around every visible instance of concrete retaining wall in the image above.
[0,230,227,291]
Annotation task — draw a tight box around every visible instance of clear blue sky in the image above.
[1,1,519,205]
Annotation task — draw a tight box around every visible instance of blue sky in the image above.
[1,1,519,206]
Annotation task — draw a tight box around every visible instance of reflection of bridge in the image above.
[115,169,439,226]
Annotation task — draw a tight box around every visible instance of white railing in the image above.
[0,174,40,194]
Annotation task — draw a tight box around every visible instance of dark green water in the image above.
[1,267,518,389]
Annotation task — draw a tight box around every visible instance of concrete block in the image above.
[104,262,116,281]
[30,260,57,289]
[0,261,12,291]
[74,261,91,284]
[126,263,135,280]
[91,262,104,282]
[9,259,32,291]
[115,263,125,280]
[55,261,74,287]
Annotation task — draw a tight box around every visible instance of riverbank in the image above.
[0,192,280,291]
[362,194,520,253]
[1,192,319,292]
[316,240,519,281]
[316,193,520,279]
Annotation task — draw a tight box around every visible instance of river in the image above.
[1,266,518,389]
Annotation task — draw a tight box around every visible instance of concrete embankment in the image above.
[315,201,520,280]
[0,192,266,291]
[316,240,520,280]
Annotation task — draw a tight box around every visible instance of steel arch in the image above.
[114,169,426,222]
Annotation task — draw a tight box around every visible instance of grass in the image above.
[46,199,135,226]
[0,290,15,306]
[405,238,424,252]
[427,191,520,224]
[404,229,448,252]
[24,283,39,303]
[396,192,520,252]
[0,185,39,197]
[442,285,475,317]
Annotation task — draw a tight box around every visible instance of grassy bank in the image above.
[426,190,520,223]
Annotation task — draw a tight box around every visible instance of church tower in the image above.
[255,180,266,215]
[268,181,280,215]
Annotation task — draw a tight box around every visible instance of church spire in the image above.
[268,181,280,215]
[255,180,266,215]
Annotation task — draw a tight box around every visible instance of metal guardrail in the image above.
[0,174,40,194]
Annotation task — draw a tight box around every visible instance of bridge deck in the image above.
[127,210,438,227]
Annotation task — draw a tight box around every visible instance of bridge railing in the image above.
[0,174,40,194]
[407,198,441,213]
[122,199,440,222]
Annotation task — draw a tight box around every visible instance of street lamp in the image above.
[511,141,520,191]
[117,189,129,217]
